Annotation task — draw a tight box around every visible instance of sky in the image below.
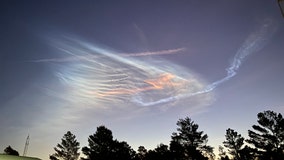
[0,1,284,159]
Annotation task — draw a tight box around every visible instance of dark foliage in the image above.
[223,128,244,160]
[135,146,147,160]
[4,145,19,156]
[144,144,172,160]
[82,125,135,160]
[49,155,59,160]
[44,110,284,160]
[218,146,229,160]
[50,131,80,160]
[170,117,214,160]
[246,110,284,160]
[238,145,256,160]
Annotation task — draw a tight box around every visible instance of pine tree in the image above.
[170,117,214,160]
[223,128,244,160]
[246,110,284,160]
[50,131,80,160]
[82,125,135,160]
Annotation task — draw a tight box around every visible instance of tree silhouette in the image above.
[112,140,136,160]
[154,143,172,160]
[218,146,229,160]
[246,110,284,160]
[238,145,255,160]
[46,110,284,160]
[4,145,19,156]
[49,155,59,160]
[144,144,171,160]
[82,126,114,160]
[169,117,214,160]
[135,146,147,160]
[50,131,80,160]
[82,125,135,160]
[223,128,244,160]
[169,137,186,160]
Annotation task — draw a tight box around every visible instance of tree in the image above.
[223,128,244,160]
[136,146,147,160]
[82,126,114,160]
[49,155,59,160]
[223,128,256,160]
[169,137,186,160]
[144,144,172,160]
[112,140,136,160]
[169,117,214,160]
[246,110,284,160]
[238,145,256,160]
[200,144,215,160]
[218,146,229,160]
[50,131,80,160]
[82,125,135,160]
[154,143,172,160]
[4,146,19,156]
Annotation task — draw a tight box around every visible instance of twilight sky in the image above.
[1,1,284,159]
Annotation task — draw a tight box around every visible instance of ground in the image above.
[0,154,41,160]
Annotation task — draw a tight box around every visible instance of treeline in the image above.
[2,110,281,160]
[47,110,283,160]
[2,110,283,160]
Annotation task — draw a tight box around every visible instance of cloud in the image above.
[44,38,207,109]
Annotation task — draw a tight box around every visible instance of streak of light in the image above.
[32,48,185,63]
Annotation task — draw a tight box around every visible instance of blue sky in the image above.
[1,1,284,159]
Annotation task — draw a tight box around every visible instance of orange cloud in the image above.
[96,73,184,97]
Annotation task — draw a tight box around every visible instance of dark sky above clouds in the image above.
[1,1,284,159]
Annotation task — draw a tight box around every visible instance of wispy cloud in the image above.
[31,48,185,63]
[202,19,276,93]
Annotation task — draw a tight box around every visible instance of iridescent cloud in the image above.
[42,38,206,108]
[38,19,274,109]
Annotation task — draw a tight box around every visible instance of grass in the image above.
[0,154,41,160]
